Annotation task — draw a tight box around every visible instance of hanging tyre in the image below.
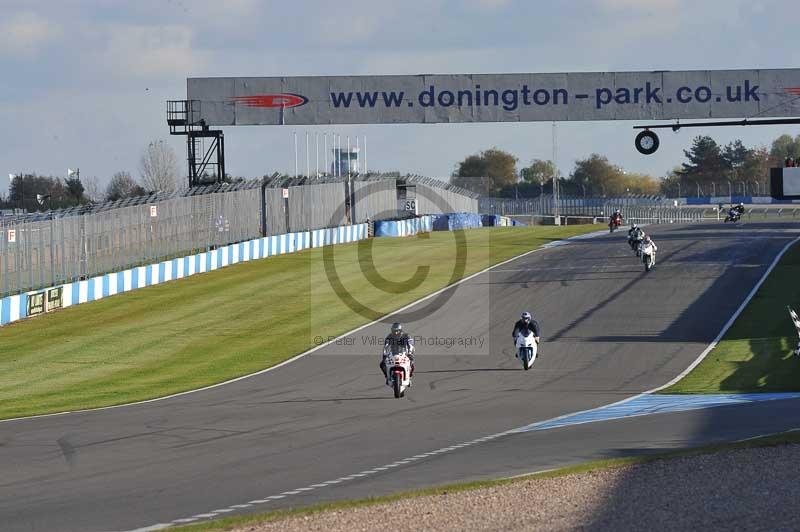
[635,130,660,155]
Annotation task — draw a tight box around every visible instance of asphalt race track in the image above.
[2,221,799,532]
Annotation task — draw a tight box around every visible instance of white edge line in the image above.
[130,231,800,532]
[651,234,800,393]
[734,427,800,443]
[1,228,605,426]
[512,234,800,434]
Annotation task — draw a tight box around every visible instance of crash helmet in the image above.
[521,311,532,322]
[391,322,403,336]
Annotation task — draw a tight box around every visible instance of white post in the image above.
[364,135,368,174]
[324,133,328,176]
[347,136,351,178]
[334,135,339,177]
[355,136,360,174]
[306,132,310,179]
[293,131,298,178]
[315,132,319,177]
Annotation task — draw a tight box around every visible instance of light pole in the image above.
[727,180,732,201]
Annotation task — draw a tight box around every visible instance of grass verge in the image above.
[175,430,800,531]
[0,225,599,420]
[663,237,800,394]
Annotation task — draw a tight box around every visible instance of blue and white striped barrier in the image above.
[374,216,433,237]
[0,223,368,327]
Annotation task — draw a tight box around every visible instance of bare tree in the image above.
[106,171,146,201]
[82,175,102,203]
[139,140,179,192]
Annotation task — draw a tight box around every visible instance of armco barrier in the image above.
[480,214,512,227]
[0,223,367,328]
[432,212,483,231]
[374,216,433,237]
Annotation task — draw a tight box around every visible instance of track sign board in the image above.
[187,69,800,126]
[7,229,15,243]
[150,205,158,217]
[26,291,45,317]
[46,287,63,312]
[282,188,289,199]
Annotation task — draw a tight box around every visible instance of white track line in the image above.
[2,229,607,426]
[128,232,800,532]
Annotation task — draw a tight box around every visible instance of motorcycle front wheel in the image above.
[393,374,402,398]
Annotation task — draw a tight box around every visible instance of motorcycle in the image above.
[724,208,742,223]
[641,241,656,272]
[629,231,644,256]
[384,346,413,398]
[515,330,539,371]
[609,214,622,233]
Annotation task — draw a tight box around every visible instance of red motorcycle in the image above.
[608,213,622,233]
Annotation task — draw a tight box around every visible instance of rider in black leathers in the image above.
[512,311,541,343]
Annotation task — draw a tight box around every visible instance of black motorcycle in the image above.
[724,207,744,223]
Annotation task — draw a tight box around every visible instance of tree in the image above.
[770,134,800,163]
[569,154,626,197]
[660,168,683,197]
[451,148,518,195]
[139,140,179,192]
[82,175,102,203]
[106,171,146,201]
[520,159,556,184]
[9,174,84,211]
[678,136,727,196]
[65,176,86,204]
[623,173,661,195]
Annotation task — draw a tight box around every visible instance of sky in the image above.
[1,0,799,197]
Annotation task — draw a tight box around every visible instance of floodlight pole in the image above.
[324,133,328,176]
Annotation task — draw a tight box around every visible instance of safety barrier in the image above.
[0,223,367,327]
[373,216,433,237]
[480,215,513,227]
[432,212,483,231]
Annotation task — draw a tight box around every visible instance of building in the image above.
[332,147,360,176]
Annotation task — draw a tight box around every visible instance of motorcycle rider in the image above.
[627,223,644,251]
[381,322,415,384]
[512,311,541,346]
[642,234,658,263]
[609,209,623,230]
[726,203,745,221]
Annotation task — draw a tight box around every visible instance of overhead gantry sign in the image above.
[169,69,800,182]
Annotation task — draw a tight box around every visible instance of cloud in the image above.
[594,0,681,10]
[97,24,206,79]
[0,11,61,57]
[467,0,512,10]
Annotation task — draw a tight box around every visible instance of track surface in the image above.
[1,221,798,531]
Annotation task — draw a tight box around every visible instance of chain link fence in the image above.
[0,176,479,297]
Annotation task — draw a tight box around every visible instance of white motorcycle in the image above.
[515,330,539,371]
[641,241,656,272]
[384,346,413,398]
